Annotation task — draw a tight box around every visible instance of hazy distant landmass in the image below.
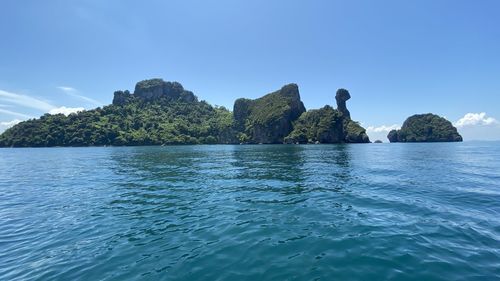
[388,113,463,142]
[0,78,370,147]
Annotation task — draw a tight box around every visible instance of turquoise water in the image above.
[1,143,499,280]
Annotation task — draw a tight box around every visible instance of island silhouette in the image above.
[0,78,462,147]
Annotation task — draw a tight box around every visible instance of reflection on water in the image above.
[109,145,354,206]
[103,145,363,279]
[1,143,500,281]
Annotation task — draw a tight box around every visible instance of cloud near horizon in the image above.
[0,89,87,133]
[366,124,401,133]
[0,119,23,133]
[454,112,499,128]
[48,106,85,116]
[364,124,400,142]
[453,112,500,141]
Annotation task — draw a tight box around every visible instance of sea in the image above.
[1,142,499,280]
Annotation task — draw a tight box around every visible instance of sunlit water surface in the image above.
[1,143,499,280]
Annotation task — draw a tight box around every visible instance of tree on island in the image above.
[0,78,371,147]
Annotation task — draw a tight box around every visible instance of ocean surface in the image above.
[0,143,499,281]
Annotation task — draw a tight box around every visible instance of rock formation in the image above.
[112,78,197,106]
[0,78,372,147]
[0,78,235,147]
[388,113,463,142]
[112,90,131,106]
[335,88,351,118]
[233,84,306,144]
[285,89,370,144]
[284,105,344,144]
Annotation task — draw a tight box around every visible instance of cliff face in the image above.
[388,113,462,142]
[0,78,371,147]
[112,78,197,106]
[335,88,351,118]
[285,89,370,144]
[284,106,344,144]
[343,119,370,143]
[233,84,306,144]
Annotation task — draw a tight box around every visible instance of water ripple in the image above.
[1,143,499,280]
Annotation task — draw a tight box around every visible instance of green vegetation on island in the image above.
[284,89,369,144]
[284,105,369,144]
[285,105,343,144]
[233,83,306,144]
[0,78,371,147]
[0,79,235,147]
[387,113,463,142]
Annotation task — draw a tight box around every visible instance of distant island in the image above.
[0,78,370,147]
[388,113,463,142]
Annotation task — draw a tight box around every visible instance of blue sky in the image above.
[1,0,499,140]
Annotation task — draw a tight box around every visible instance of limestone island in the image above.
[388,113,463,142]
[0,78,370,147]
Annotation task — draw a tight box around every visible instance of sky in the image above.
[1,0,499,141]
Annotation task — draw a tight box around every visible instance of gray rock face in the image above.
[112,90,132,106]
[233,83,306,144]
[134,79,165,100]
[112,79,197,106]
[335,88,351,118]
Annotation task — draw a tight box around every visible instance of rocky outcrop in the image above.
[284,105,344,144]
[112,90,132,106]
[335,88,351,118]
[0,78,372,147]
[388,113,463,142]
[344,119,370,143]
[285,89,370,144]
[112,78,197,106]
[134,79,165,100]
[233,98,252,132]
[233,84,306,144]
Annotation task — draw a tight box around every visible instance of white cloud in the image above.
[1,119,22,126]
[0,119,23,133]
[49,106,85,116]
[366,124,400,133]
[364,124,401,142]
[0,89,87,117]
[454,112,499,128]
[0,89,55,111]
[57,86,102,106]
[0,108,32,119]
[0,89,89,134]
[453,112,500,141]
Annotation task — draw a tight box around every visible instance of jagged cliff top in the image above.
[113,78,198,106]
[0,78,372,147]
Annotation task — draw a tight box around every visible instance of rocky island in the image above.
[388,113,463,142]
[233,84,306,144]
[0,78,370,147]
[284,89,369,144]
